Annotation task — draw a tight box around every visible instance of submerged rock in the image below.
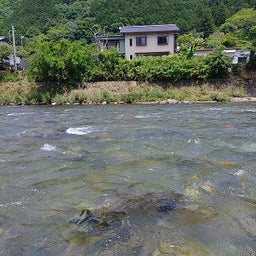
[153,239,213,256]
[70,191,182,234]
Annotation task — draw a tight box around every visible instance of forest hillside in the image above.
[0,0,256,40]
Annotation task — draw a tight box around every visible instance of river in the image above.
[0,103,256,255]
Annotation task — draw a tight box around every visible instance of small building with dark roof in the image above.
[120,24,179,59]
[0,36,8,43]
[97,24,179,59]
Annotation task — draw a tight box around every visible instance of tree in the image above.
[220,8,256,42]
[90,48,125,81]
[0,42,13,65]
[2,0,65,38]
[205,32,224,48]
[196,5,216,36]
[177,33,204,58]
[27,36,97,85]
[205,47,231,78]
[221,33,239,47]
[211,3,230,27]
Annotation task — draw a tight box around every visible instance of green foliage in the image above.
[205,32,224,48]
[204,48,232,78]
[196,5,216,35]
[0,42,12,63]
[52,94,67,104]
[27,37,97,85]
[91,90,113,103]
[0,71,22,82]
[0,0,64,38]
[1,0,255,41]
[90,48,124,81]
[27,39,233,85]
[210,93,230,102]
[221,33,240,48]
[220,8,256,42]
[177,34,204,58]
[68,89,88,103]
[115,54,209,82]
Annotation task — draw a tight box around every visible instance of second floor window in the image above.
[158,36,168,45]
[136,36,147,46]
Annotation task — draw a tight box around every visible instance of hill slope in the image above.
[0,0,256,39]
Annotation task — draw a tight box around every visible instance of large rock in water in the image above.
[70,191,182,234]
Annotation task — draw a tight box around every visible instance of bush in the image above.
[52,94,67,104]
[27,35,233,86]
[0,71,23,82]
[205,48,231,78]
[27,37,97,85]
[211,93,230,102]
[68,90,88,103]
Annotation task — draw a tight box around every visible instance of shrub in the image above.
[28,37,97,85]
[205,48,231,78]
[68,90,88,103]
[52,94,67,104]
[211,93,230,102]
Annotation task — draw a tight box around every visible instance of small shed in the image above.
[3,54,22,69]
[0,36,8,43]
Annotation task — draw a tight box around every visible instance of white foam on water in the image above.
[135,113,159,119]
[240,143,256,152]
[41,143,57,151]
[7,112,35,116]
[209,108,223,111]
[241,109,256,113]
[234,169,246,176]
[0,201,23,207]
[188,138,201,144]
[66,126,95,135]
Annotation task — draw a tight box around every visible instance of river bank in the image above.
[0,77,256,105]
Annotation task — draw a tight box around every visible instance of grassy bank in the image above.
[0,77,255,105]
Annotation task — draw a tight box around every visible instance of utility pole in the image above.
[11,25,17,70]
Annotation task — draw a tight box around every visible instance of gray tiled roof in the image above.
[120,24,179,34]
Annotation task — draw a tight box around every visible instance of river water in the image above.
[0,103,256,255]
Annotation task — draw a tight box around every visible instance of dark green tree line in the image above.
[1,0,256,40]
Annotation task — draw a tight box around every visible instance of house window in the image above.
[136,37,147,46]
[158,36,168,45]
[129,38,132,46]
[238,56,247,63]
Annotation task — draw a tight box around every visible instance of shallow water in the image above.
[0,103,256,255]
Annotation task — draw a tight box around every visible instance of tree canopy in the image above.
[0,0,255,41]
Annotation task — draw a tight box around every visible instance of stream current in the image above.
[0,103,256,255]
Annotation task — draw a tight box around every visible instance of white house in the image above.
[98,24,180,60]
[120,24,179,59]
